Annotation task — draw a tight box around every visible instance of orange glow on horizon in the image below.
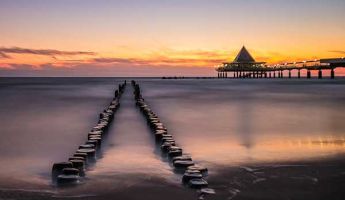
[1,47,345,69]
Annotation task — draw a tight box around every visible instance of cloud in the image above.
[0,52,11,59]
[0,63,215,77]
[329,50,345,55]
[0,47,96,58]
[92,57,147,65]
[0,47,229,76]
[91,56,224,67]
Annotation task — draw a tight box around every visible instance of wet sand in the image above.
[1,157,344,200]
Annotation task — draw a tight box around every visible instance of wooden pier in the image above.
[216,47,345,79]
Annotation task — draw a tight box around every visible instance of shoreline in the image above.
[1,155,345,200]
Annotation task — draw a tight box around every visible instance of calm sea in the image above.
[0,77,344,196]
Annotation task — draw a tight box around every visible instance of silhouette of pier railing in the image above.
[216,58,345,79]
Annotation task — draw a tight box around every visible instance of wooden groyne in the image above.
[51,81,127,185]
[131,80,214,197]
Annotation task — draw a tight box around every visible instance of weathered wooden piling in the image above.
[318,69,322,79]
[51,81,127,185]
[132,81,209,190]
[331,68,335,79]
[298,69,301,78]
[307,70,311,79]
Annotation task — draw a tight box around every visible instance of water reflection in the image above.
[235,96,255,149]
[139,79,345,167]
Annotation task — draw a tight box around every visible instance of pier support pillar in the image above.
[269,72,272,78]
[307,70,311,79]
[331,68,335,79]
[288,70,291,78]
[298,70,301,78]
[318,69,322,79]
[273,71,276,78]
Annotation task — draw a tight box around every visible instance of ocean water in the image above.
[0,77,344,197]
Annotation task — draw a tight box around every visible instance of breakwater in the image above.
[51,81,127,185]
[131,80,215,198]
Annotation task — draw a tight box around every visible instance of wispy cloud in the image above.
[91,56,224,67]
[0,47,96,59]
[0,52,11,59]
[329,50,345,55]
[0,63,215,77]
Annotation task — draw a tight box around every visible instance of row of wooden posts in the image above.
[217,68,336,79]
[51,82,127,185]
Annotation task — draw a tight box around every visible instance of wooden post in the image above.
[288,70,291,78]
[331,68,335,79]
[269,72,272,78]
[298,69,301,78]
[307,70,311,79]
[273,71,276,78]
[318,69,322,79]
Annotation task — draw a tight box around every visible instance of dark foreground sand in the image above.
[209,156,345,200]
[1,156,344,200]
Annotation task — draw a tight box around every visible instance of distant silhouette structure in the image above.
[216,46,345,79]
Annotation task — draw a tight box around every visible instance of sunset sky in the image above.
[1,0,345,76]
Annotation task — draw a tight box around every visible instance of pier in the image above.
[216,46,345,79]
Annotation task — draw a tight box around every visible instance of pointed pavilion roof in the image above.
[233,46,256,63]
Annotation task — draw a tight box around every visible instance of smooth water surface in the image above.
[0,77,344,197]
